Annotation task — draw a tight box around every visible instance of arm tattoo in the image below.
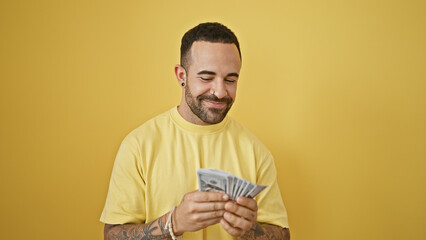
[240,223,290,240]
[104,213,172,240]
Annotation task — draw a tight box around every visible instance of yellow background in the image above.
[1,0,425,239]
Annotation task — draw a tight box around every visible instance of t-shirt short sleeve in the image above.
[100,137,146,224]
[255,154,289,228]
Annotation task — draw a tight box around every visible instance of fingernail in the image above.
[222,194,229,200]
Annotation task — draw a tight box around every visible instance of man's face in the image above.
[183,41,241,125]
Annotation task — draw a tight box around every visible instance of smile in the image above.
[202,100,227,109]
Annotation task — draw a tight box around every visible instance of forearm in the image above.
[239,223,290,240]
[104,213,172,240]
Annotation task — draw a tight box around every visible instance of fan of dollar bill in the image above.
[197,168,267,200]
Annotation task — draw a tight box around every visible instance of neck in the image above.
[177,100,210,126]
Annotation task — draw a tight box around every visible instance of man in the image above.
[101,22,290,239]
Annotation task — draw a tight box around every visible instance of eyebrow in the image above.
[197,70,239,78]
[197,70,216,75]
[227,73,239,78]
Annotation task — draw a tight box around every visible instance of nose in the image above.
[211,79,228,99]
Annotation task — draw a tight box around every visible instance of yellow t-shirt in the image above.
[100,107,289,239]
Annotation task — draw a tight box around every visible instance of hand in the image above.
[220,196,258,237]
[173,190,229,235]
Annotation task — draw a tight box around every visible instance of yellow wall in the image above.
[1,0,425,239]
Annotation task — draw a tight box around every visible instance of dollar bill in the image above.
[197,168,267,200]
[197,168,228,193]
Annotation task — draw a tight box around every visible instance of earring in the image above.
[181,82,185,87]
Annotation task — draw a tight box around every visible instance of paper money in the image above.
[197,168,267,200]
[197,168,228,193]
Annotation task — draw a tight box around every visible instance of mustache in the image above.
[197,94,233,104]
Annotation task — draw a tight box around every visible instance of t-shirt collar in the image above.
[170,106,229,134]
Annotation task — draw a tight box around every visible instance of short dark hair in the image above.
[180,22,241,70]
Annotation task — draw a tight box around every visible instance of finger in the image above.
[224,201,256,221]
[200,217,222,227]
[187,217,223,231]
[188,210,226,222]
[223,212,252,231]
[193,201,226,212]
[236,196,258,211]
[220,218,243,237]
[186,191,229,202]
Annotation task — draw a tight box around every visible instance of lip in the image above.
[203,100,227,109]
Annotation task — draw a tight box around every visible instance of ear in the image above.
[174,64,187,85]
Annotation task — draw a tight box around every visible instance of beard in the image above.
[185,84,233,124]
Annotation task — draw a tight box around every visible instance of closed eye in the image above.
[200,77,213,81]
